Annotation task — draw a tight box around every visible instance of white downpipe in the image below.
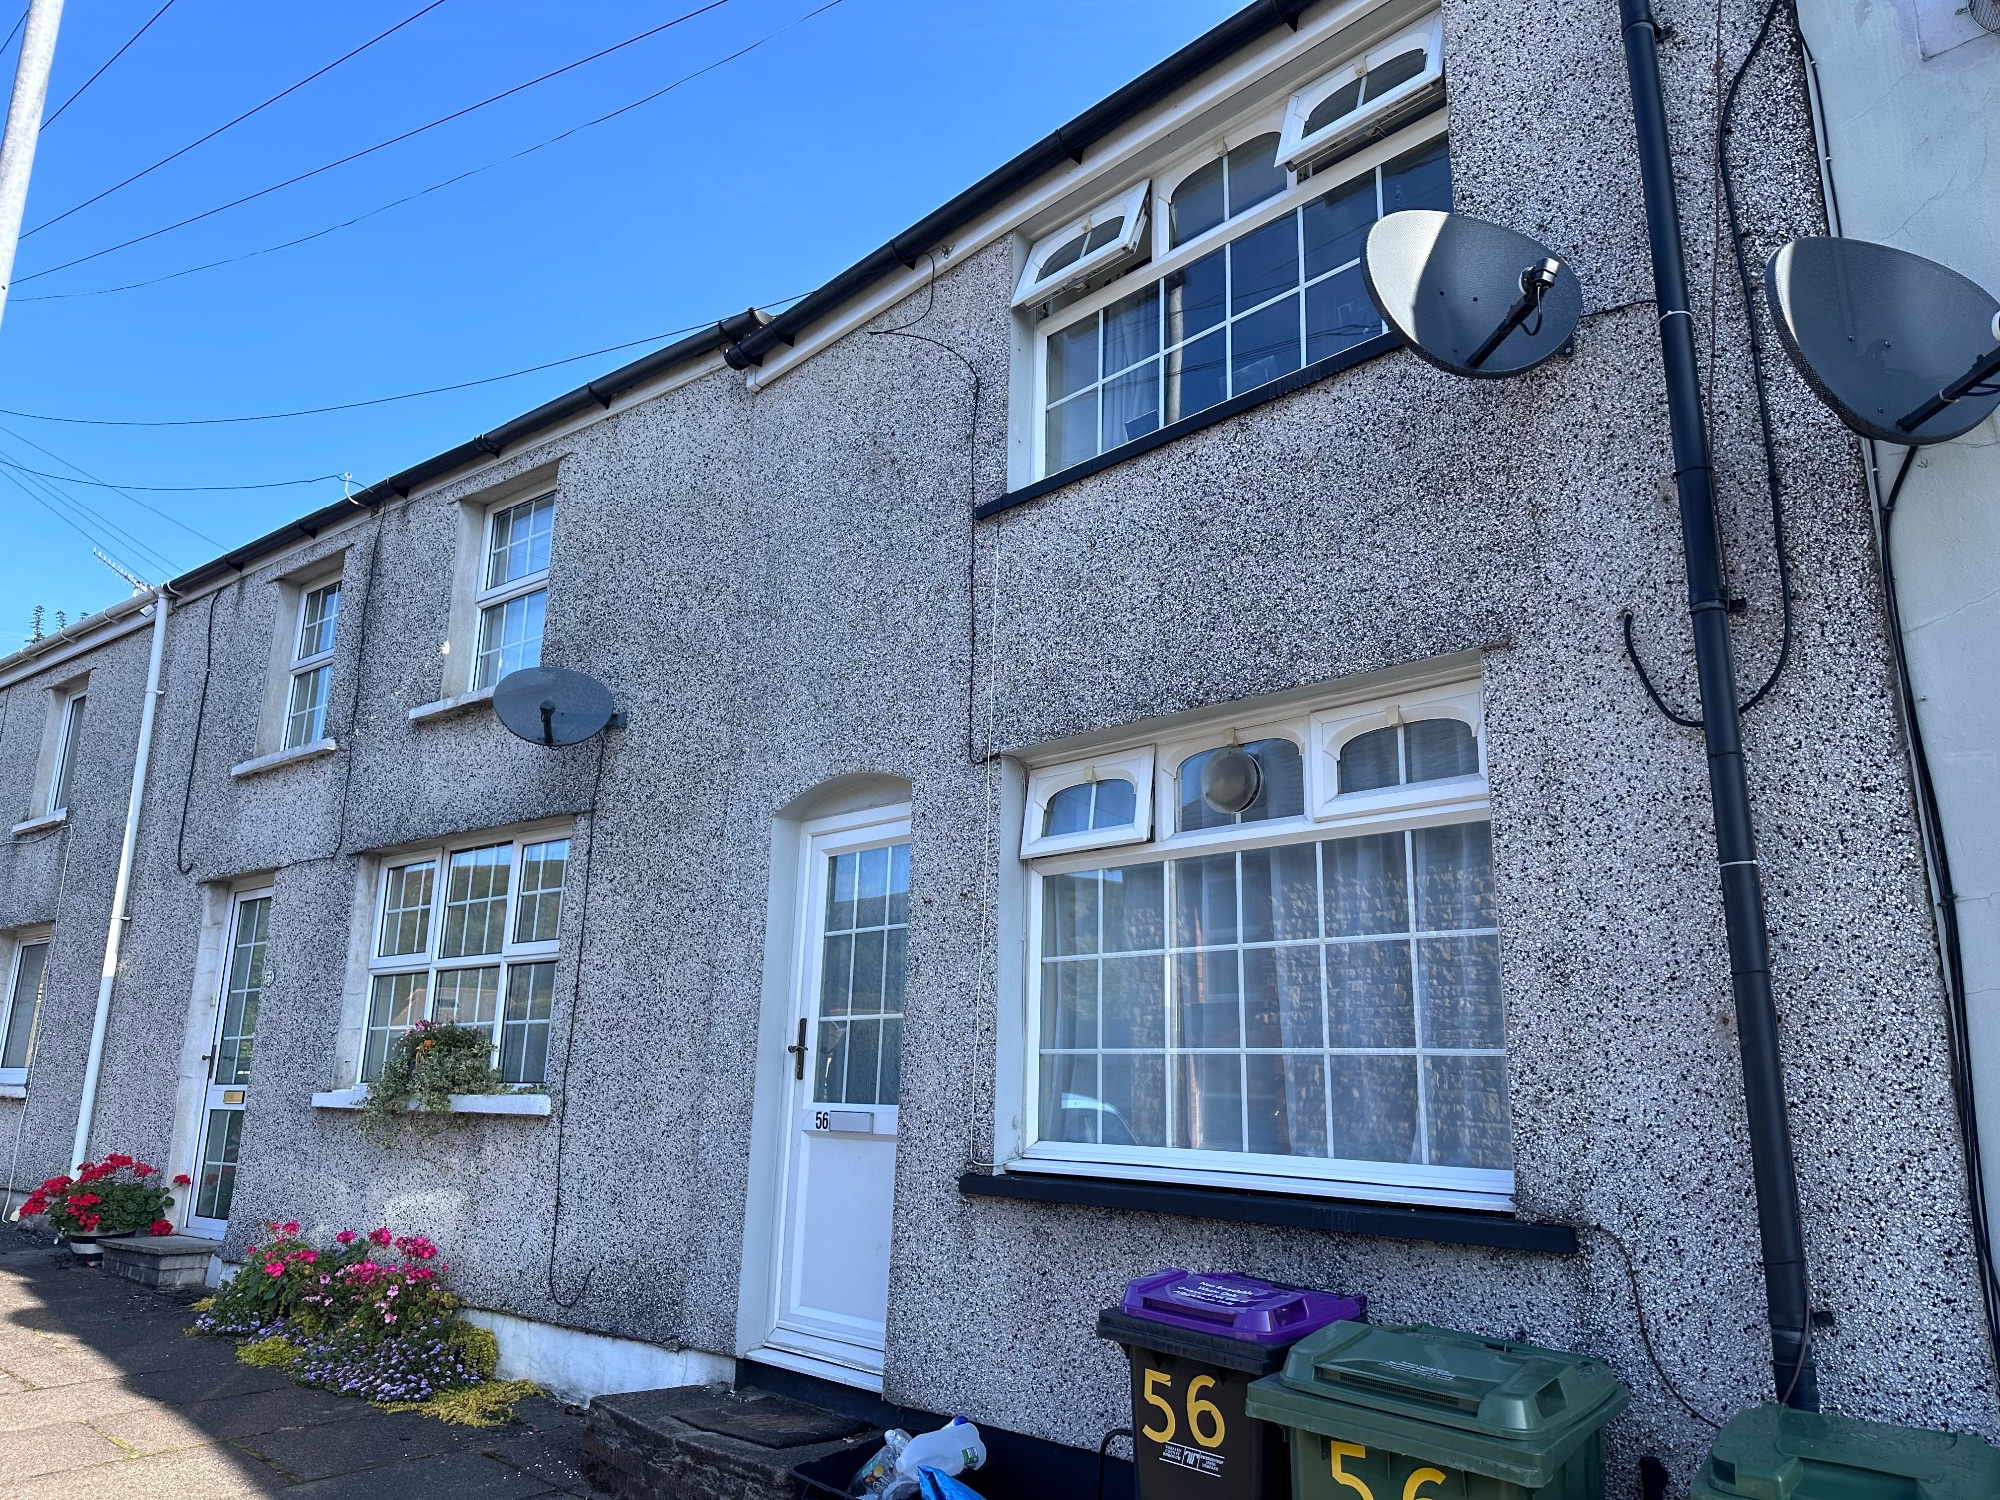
[0,0,65,336]
[70,588,170,1170]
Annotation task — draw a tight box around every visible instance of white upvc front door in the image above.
[762,807,910,1386]
[185,890,271,1239]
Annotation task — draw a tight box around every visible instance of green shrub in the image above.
[361,1023,507,1130]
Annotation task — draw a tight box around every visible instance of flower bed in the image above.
[17,1153,180,1237]
[191,1220,534,1425]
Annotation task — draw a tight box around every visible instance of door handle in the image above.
[786,1018,809,1081]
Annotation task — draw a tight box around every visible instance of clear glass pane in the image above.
[514,839,570,943]
[1091,778,1137,830]
[1326,939,1415,1048]
[851,928,887,1013]
[1102,360,1161,451]
[815,1018,848,1104]
[1244,944,1324,1048]
[1041,1053,1101,1143]
[1104,285,1161,373]
[879,1017,901,1107]
[501,962,556,1085]
[1045,871,1102,957]
[1167,329,1229,424]
[1225,133,1288,217]
[820,932,854,1017]
[1174,1052,1244,1152]
[826,851,857,933]
[474,590,548,690]
[378,862,436,957]
[282,664,331,750]
[1100,953,1164,1050]
[1046,784,1094,838]
[1099,1052,1166,1147]
[1383,134,1452,214]
[1363,47,1428,102]
[1407,718,1478,782]
[432,966,501,1029]
[855,846,890,931]
[1247,1053,1327,1157]
[1166,250,1227,344]
[1173,853,1239,949]
[1,941,49,1070]
[50,695,84,813]
[296,581,341,661]
[362,972,427,1081]
[1170,158,1225,246]
[1307,265,1383,364]
[214,897,270,1086]
[1303,76,1366,140]
[1231,292,1303,395]
[1042,959,1098,1049]
[1417,935,1504,1048]
[485,495,556,590]
[1181,739,1307,831]
[1240,842,1320,943]
[1337,726,1402,793]
[1303,171,1377,279]
[1046,391,1100,472]
[1101,863,1164,954]
[440,845,512,958]
[195,1109,244,1222]
[1327,1055,1420,1163]
[1046,315,1100,399]
[1084,216,1125,255]
[1323,832,1410,937]
[888,844,910,927]
[1230,214,1301,317]
[1424,1054,1512,1168]
[1414,822,1496,931]
[814,842,906,1105]
[1172,948,1241,1048]
[1038,229,1089,282]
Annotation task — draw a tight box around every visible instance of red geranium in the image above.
[18,1154,179,1238]
[148,1219,174,1237]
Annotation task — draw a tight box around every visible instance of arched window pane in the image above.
[1362,47,1428,102]
[1304,77,1366,139]
[1338,726,1402,793]
[1226,133,1287,217]
[1171,158,1226,247]
[1038,230,1089,282]
[1407,718,1477,782]
[1180,739,1305,830]
[1045,779,1138,837]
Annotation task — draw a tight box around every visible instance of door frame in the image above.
[738,798,911,1390]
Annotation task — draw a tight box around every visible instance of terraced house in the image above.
[4,0,1998,1486]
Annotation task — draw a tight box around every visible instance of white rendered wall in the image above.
[1798,0,2000,1244]
[461,1307,735,1406]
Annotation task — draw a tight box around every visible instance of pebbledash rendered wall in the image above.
[1,0,1995,1485]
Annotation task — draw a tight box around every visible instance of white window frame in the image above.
[45,687,86,817]
[0,927,53,1086]
[1020,747,1156,860]
[1013,181,1152,308]
[281,579,342,751]
[1030,113,1448,480]
[472,492,555,692]
[1011,676,1508,1212]
[356,822,572,1087]
[1278,12,1445,174]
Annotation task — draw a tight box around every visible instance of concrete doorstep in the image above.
[100,1233,223,1289]
[582,1384,877,1500]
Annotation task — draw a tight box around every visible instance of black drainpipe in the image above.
[1618,0,1819,1409]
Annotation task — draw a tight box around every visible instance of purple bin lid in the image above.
[1118,1268,1366,1345]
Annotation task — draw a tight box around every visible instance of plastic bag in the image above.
[917,1469,986,1500]
[878,1419,985,1499]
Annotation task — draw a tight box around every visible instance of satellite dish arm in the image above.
[1466,258,1562,370]
[1898,336,2000,433]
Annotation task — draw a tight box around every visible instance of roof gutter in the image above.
[165,311,764,598]
[722,0,1317,370]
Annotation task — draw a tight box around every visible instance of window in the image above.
[360,830,570,1085]
[1039,131,1451,475]
[1,935,50,1081]
[1015,182,1151,307]
[282,580,341,750]
[46,689,85,816]
[1278,15,1445,174]
[1018,681,1506,1209]
[1021,747,1155,859]
[473,494,554,691]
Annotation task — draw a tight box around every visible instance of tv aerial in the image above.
[1766,237,2000,446]
[492,667,621,747]
[1364,210,1582,378]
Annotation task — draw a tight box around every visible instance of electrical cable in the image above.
[39,0,180,131]
[1874,444,2000,1389]
[0,418,225,546]
[1553,1219,1727,1428]
[0,458,341,491]
[173,589,218,875]
[20,0,454,241]
[0,457,179,577]
[9,0,847,307]
[329,509,386,858]
[13,0,740,283]
[0,4,25,64]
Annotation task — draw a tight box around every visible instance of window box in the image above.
[229,739,337,780]
[310,1086,550,1117]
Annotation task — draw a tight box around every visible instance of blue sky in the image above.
[0,0,1242,644]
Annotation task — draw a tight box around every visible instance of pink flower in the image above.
[368,1226,392,1247]
[280,1220,300,1235]
[382,1313,396,1324]
[263,1261,284,1277]
[335,1230,357,1245]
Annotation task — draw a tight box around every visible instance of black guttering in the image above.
[721,0,1318,370]
[164,311,765,597]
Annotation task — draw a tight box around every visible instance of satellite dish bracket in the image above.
[1467,258,1563,370]
[1897,340,2000,433]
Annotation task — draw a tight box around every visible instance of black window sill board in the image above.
[978,332,1402,521]
[959,1170,1577,1255]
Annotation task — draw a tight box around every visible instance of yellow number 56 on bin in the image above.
[1328,1443,1448,1500]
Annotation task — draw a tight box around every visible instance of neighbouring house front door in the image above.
[186,891,270,1238]
[765,809,909,1385]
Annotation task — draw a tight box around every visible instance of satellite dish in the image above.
[1766,237,2000,445]
[492,667,617,747]
[1364,210,1582,379]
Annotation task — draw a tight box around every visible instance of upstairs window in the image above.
[0,934,50,1081]
[46,688,85,817]
[1015,182,1151,307]
[474,494,554,691]
[1022,748,1155,859]
[361,831,570,1086]
[282,581,341,750]
[1169,134,1290,248]
[1279,15,1445,175]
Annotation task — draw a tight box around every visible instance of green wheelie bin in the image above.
[1693,1403,2000,1500]
[1244,1322,1628,1500]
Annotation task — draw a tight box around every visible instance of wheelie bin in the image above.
[1098,1269,1366,1500]
[1692,1403,2000,1500]
[1244,1321,1627,1500]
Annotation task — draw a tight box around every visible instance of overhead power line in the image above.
[21,0,453,241]
[0,457,341,490]
[14,0,740,283]
[12,0,848,305]
[0,6,26,62]
[40,0,180,130]
[0,417,226,545]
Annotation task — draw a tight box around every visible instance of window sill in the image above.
[0,1083,25,1101]
[408,686,495,724]
[230,739,337,779]
[980,332,1401,521]
[310,1087,551,1117]
[10,810,65,837]
[958,1170,1577,1255]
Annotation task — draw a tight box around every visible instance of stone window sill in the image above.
[408,686,494,724]
[310,1086,550,1117]
[10,810,65,837]
[0,1083,26,1101]
[230,739,337,779]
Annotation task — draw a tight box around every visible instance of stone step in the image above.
[100,1234,222,1289]
[583,1383,877,1500]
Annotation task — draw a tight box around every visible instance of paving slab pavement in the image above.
[0,1234,595,1498]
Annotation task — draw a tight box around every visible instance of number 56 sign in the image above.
[1328,1441,1453,1500]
